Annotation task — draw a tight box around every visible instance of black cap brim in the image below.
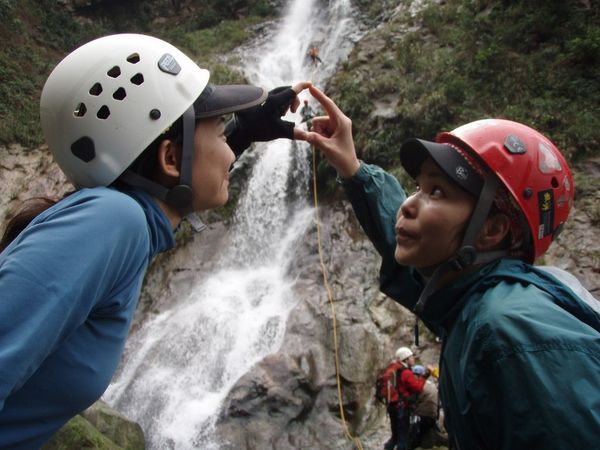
[193,84,267,119]
[400,138,483,196]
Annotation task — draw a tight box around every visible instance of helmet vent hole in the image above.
[107,66,121,78]
[97,105,110,119]
[551,177,559,188]
[89,83,103,96]
[130,73,144,85]
[127,53,140,64]
[71,136,95,162]
[113,87,126,101]
[74,103,87,117]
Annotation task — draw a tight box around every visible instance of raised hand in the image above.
[227,81,312,155]
[297,85,360,179]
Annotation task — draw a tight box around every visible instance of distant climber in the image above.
[300,100,316,129]
[377,347,427,450]
[308,46,322,66]
[408,365,448,450]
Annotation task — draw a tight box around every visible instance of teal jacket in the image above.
[343,163,600,450]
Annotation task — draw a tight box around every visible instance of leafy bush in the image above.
[327,0,600,179]
[0,1,275,146]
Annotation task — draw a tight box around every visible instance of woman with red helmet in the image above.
[298,85,600,450]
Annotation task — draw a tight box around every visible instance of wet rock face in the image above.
[0,144,70,228]
[212,203,437,449]
[209,176,600,448]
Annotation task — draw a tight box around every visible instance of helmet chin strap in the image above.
[413,176,506,316]
[120,105,196,214]
[167,105,195,212]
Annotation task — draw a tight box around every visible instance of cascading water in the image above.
[104,1,357,448]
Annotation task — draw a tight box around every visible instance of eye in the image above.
[430,186,444,198]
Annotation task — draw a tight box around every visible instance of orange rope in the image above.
[311,146,364,450]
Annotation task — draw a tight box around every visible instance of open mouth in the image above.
[396,228,418,243]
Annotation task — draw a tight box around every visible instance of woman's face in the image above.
[191,116,236,211]
[394,157,476,272]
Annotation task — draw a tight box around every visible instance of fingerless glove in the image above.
[225,86,296,155]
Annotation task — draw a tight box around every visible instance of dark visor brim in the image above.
[193,84,267,119]
[400,138,484,197]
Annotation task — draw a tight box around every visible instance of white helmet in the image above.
[395,347,413,362]
[40,33,209,188]
[40,34,266,208]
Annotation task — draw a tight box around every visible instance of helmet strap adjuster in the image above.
[452,246,477,270]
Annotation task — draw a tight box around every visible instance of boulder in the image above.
[41,401,145,450]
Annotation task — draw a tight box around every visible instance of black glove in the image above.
[226,86,296,156]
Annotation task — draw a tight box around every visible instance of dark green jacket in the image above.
[343,162,600,450]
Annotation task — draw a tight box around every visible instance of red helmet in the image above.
[437,119,574,262]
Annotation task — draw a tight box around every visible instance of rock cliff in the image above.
[2,0,599,447]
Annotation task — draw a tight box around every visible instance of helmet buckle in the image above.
[453,246,477,270]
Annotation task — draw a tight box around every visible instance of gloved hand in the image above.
[225,86,297,155]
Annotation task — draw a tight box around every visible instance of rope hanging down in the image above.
[311,146,364,450]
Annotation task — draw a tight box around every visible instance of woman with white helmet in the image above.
[301,85,600,450]
[0,33,310,447]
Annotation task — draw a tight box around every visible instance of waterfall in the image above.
[104,1,357,448]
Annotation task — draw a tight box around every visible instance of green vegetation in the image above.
[573,170,600,225]
[0,1,100,146]
[0,0,275,147]
[352,0,405,21]
[328,0,600,180]
[163,15,271,85]
[42,415,122,450]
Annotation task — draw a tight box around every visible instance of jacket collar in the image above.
[124,188,177,257]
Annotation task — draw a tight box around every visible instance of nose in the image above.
[399,192,419,221]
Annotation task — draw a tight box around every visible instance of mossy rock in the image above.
[81,401,145,450]
[42,415,122,450]
[42,401,145,450]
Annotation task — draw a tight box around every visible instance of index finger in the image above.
[292,81,313,94]
[308,85,344,119]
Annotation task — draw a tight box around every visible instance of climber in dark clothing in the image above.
[409,365,447,449]
[300,99,316,130]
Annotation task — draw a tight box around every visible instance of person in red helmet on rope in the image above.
[308,46,323,66]
[297,85,600,450]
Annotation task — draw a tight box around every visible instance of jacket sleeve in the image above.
[342,162,424,310]
[400,368,426,394]
[0,191,150,411]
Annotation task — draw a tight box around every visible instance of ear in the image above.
[476,213,511,251]
[157,139,181,180]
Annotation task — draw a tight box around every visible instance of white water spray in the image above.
[104,1,357,448]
